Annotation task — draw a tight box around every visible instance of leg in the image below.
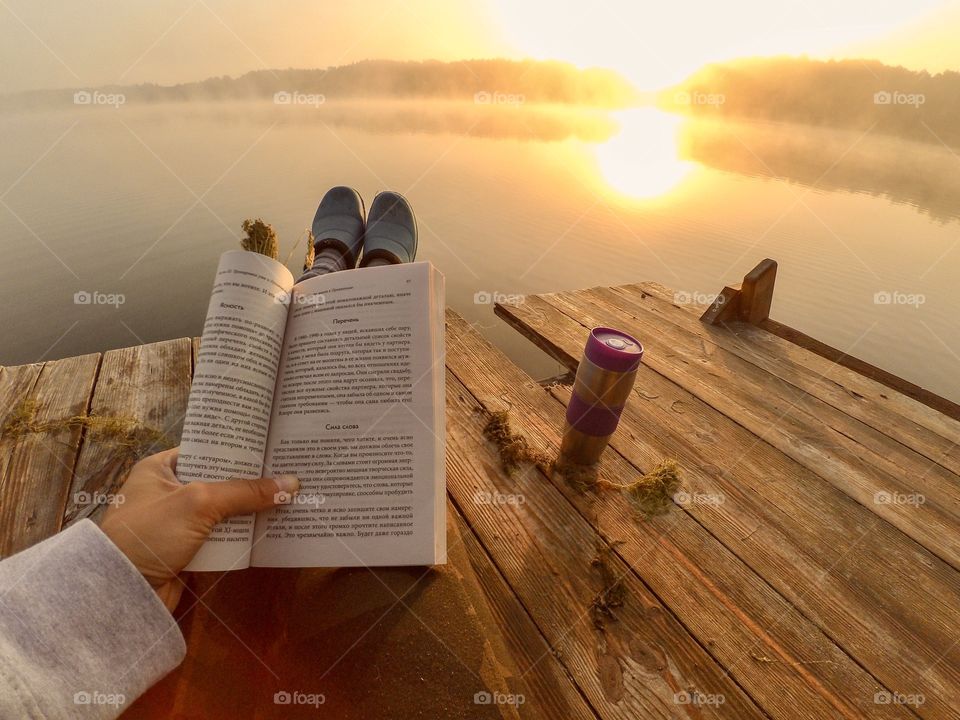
[301,247,353,279]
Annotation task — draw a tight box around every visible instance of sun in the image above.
[593,108,694,200]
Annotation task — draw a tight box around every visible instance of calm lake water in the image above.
[1,100,957,402]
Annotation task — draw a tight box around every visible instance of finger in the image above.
[143,447,179,474]
[155,447,181,484]
[127,447,178,479]
[157,447,179,474]
[188,475,299,521]
[118,447,181,498]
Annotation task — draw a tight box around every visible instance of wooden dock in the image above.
[1,260,958,719]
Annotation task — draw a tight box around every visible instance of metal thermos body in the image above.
[558,327,643,467]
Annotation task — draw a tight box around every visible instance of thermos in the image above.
[558,327,643,467]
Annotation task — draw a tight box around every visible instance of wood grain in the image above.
[542,285,960,571]
[0,355,99,556]
[496,295,960,719]
[444,364,765,718]
[447,310,913,719]
[628,281,960,477]
[66,338,192,522]
[638,280,960,452]
[451,504,599,719]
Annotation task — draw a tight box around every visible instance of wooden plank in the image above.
[606,284,960,526]
[0,355,100,556]
[759,318,960,421]
[632,281,960,475]
[440,510,534,720]
[452,504,600,720]
[643,280,960,435]
[65,339,192,523]
[445,311,913,719]
[443,370,766,718]
[496,296,960,719]
[0,364,43,487]
[540,286,960,570]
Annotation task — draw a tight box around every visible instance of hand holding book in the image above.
[178,250,446,571]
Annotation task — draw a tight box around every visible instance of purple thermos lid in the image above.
[584,327,643,372]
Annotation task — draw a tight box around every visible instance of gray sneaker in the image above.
[360,191,418,266]
[311,186,366,268]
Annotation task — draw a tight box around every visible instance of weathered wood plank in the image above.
[65,339,192,523]
[451,504,599,719]
[542,286,960,570]
[0,354,100,556]
[759,317,960,421]
[443,367,766,718]
[628,281,960,477]
[603,283,960,539]
[0,364,43,487]
[445,311,913,719]
[496,296,960,719]
[638,280,960,447]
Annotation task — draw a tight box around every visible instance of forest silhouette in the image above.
[5,59,638,109]
[663,56,960,147]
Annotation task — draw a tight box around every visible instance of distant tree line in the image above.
[661,56,960,147]
[4,59,638,109]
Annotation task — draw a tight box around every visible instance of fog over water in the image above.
[1,99,957,401]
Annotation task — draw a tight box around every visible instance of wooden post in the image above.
[739,259,778,324]
[701,259,777,326]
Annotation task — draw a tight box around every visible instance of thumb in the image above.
[198,475,299,521]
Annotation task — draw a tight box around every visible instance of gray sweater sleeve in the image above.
[0,520,186,719]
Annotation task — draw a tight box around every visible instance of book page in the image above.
[251,262,445,568]
[178,250,294,571]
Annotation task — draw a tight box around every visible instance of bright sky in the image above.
[0,0,956,93]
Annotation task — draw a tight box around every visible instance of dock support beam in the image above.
[701,259,778,325]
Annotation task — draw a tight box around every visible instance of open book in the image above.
[178,250,445,571]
